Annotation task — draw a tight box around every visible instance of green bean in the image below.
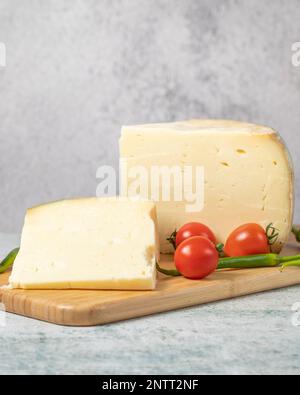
[156,253,300,277]
[218,254,300,269]
[0,248,19,274]
[280,260,300,272]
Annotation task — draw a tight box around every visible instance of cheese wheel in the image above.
[120,120,294,254]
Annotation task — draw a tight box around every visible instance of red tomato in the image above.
[175,236,219,280]
[176,222,217,247]
[224,223,270,257]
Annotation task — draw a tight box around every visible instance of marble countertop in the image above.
[1,233,300,375]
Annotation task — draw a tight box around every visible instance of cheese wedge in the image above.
[120,119,294,254]
[9,198,159,290]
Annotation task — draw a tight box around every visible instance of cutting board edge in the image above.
[1,268,300,326]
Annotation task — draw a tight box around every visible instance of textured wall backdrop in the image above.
[0,0,300,232]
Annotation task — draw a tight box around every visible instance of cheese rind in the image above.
[120,119,294,254]
[9,198,159,290]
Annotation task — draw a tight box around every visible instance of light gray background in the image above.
[0,0,300,232]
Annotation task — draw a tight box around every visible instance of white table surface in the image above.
[1,233,300,375]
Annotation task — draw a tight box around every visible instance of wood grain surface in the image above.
[1,239,300,326]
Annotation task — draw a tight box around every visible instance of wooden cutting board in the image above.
[1,238,300,326]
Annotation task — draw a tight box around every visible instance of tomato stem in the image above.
[216,243,226,258]
[292,226,300,243]
[266,223,279,246]
[166,230,177,251]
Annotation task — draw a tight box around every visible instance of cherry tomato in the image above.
[176,222,217,247]
[175,236,219,280]
[224,223,270,257]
